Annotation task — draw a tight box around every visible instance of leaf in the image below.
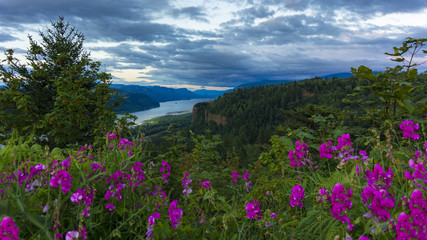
[403,99,415,113]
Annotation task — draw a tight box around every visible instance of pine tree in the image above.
[0,17,126,147]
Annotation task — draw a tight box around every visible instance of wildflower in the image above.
[50,169,72,194]
[70,189,86,203]
[242,171,249,180]
[182,173,192,196]
[82,206,90,218]
[319,141,333,159]
[330,183,354,231]
[232,171,239,183]
[0,217,19,240]
[105,203,115,211]
[169,200,183,229]
[148,212,161,226]
[399,120,419,140]
[290,185,305,208]
[43,205,50,213]
[271,213,277,218]
[79,226,87,240]
[246,200,262,220]
[199,180,212,190]
[107,132,117,140]
[245,180,252,192]
[65,230,79,240]
[288,141,309,168]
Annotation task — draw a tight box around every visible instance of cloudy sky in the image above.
[0,0,426,90]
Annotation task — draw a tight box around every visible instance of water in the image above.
[131,98,210,124]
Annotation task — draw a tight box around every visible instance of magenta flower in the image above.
[79,226,87,240]
[107,132,117,140]
[169,200,183,229]
[400,120,420,140]
[70,189,86,203]
[271,212,277,219]
[319,141,333,159]
[50,169,72,193]
[245,200,262,220]
[65,230,79,240]
[105,203,115,211]
[148,212,161,226]
[182,173,192,196]
[242,171,249,180]
[232,171,239,183]
[330,183,354,231]
[289,141,309,168]
[199,180,212,190]
[359,236,370,240]
[0,217,19,240]
[290,185,305,208]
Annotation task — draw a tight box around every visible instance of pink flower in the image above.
[290,185,305,208]
[169,200,183,229]
[271,213,277,218]
[0,217,19,240]
[232,171,239,183]
[245,200,262,220]
[65,230,79,240]
[105,203,115,211]
[289,141,309,168]
[148,212,160,226]
[50,169,72,194]
[319,141,333,159]
[242,171,249,180]
[399,120,420,140]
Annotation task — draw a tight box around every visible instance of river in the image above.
[131,98,211,124]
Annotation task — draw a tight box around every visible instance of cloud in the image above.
[0,0,426,88]
[170,6,209,23]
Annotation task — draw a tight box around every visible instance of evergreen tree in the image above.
[0,17,125,147]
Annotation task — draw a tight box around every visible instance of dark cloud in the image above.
[0,0,426,87]
[170,7,209,23]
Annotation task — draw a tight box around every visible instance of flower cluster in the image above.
[399,120,420,140]
[70,188,94,217]
[182,173,192,196]
[331,183,354,231]
[146,212,161,239]
[1,217,19,240]
[290,185,305,208]
[50,169,72,194]
[320,183,354,231]
[169,200,183,229]
[362,164,395,221]
[232,171,239,183]
[159,161,171,184]
[199,180,212,190]
[405,148,427,190]
[246,200,262,220]
[319,141,333,159]
[231,170,252,192]
[395,189,427,239]
[118,138,135,157]
[288,141,309,168]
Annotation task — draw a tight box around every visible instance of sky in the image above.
[0,0,426,90]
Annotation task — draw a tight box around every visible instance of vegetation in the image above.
[0,20,426,240]
[0,17,132,148]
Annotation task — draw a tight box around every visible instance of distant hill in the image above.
[321,72,353,79]
[235,80,293,89]
[193,89,228,98]
[116,91,159,113]
[111,84,202,102]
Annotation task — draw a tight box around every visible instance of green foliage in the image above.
[0,17,130,147]
[350,38,427,126]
